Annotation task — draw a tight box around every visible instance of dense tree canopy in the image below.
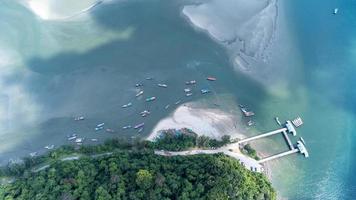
[0,131,275,200]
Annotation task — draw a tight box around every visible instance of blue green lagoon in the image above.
[0,0,356,199]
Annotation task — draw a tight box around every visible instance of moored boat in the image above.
[165,104,170,109]
[140,110,150,117]
[158,83,168,88]
[74,116,85,121]
[95,126,104,131]
[134,123,145,129]
[106,128,115,133]
[207,77,217,81]
[136,90,144,97]
[275,117,281,126]
[91,138,98,142]
[122,125,132,129]
[185,80,196,85]
[122,102,133,108]
[185,93,193,97]
[44,145,55,150]
[184,88,192,93]
[145,96,156,102]
[135,83,143,87]
[96,123,105,127]
[201,89,211,94]
[333,8,338,14]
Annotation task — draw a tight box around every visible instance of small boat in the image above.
[175,100,181,105]
[74,116,85,121]
[29,152,38,157]
[275,117,282,126]
[240,107,255,117]
[44,145,54,150]
[201,89,211,94]
[106,128,115,133]
[122,125,132,129]
[333,8,338,14]
[135,83,143,87]
[165,104,170,109]
[95,126,104,131]
[75,138,84,143]
[146,77,153,80]
[138,127,144,133]
[185,80,196,85]
[145,96,156,102]
[96,123,105,127]
[247,120,254,126]
[136,90,144,97]
[122,102,133,108]
[297,141,309,158]
[300,137,306,145]
[91,138,98,142]
[68,136,77,141]
[158,83,168,88]
[134,123,145,129]
[184,88,191,93]
[140,110,150,117]
[207,77,217,81]
[185,93,193,97]
[67,133,77,138]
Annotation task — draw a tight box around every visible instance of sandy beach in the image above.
[147,102,245,141]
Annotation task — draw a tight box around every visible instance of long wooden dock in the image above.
[258,149,299,163]
[237,128,287,144]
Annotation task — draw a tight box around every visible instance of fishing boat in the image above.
[184,88,192,93]
[122,125,132,129]
[300,137,306,145]
[275,117,282,126]
[96,123,105,127]
[207,77,217,81]
[44,145,54,150]
[240,107,255,117]
[185,80,196,85]
[74,116,85,121]
[122,102,133,108]
[138,127,144,133]
[247,120,254,126]
[140,110,150,117]
[158,83,168,88]
[185,93,193,97]
[68,136,77,141]
[95,126,104,131]
[145,97,156,102]
[134,123,145,129]
[106,128,115,133]
[146,77,153,80]
[333,8,338,14]
[75,138,84,143]
[135,83,143,87]
[175,100,181,105]
[165,104,170,109]
[201,89,211,94]
[136,90,144,97]
[91,138,98,142]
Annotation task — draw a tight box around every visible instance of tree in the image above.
[136,169,153,190]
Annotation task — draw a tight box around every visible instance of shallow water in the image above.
[1,0,356,199]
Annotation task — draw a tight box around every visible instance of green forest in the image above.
[0,131,275,200]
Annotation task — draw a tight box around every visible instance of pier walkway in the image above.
[258,149,299,163]
[237,128,287,144]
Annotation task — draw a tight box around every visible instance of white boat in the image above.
[201,89,210,94]
[140,110,150,117]
[74,116,85,121]
[106,128,115,133]
[122,102,133,108]
[240,107,255,117]
[165,104,170,109]
[44,145,54,150]
[158,83,168,88]
[136,90,144,97]
[300,137,306,145]
[275,117,281,126]
[122,125,132,129]
[146,97,156,102]
[95,126,104,131]
[184,88,191,93]
[333,8,338,14]
[247,120,254,126]
[146,77,153,80]
[135,83,143,87]
[138,127,144,133]
[96,123,105,127]
[75,138,84,143]
[185,80,196,85]
[185,93,193,97]
[91,138,98,142]
[175,100,181,105]
[68,136,77,141]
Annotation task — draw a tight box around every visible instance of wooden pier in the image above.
[258,149,299,163]
[237,128,287,144]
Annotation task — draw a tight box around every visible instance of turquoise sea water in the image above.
[0,0,356,199]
